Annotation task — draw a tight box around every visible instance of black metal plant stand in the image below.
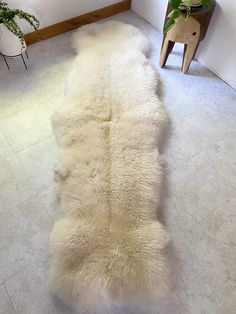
[1,50,29,70]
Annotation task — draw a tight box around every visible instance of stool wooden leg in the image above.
[193,41,200,59]
[160,38,175,68]
[182,40,199,73]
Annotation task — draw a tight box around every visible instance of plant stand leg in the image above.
[21,53,28,70]
[25,50,29,59]
[160,36,175,68]
[2,55,10,70]
[182,40,199,74]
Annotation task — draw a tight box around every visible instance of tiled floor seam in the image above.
[3,282,17,314]
[15,135,54,155]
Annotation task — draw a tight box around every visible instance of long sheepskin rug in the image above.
[50,21,169,313]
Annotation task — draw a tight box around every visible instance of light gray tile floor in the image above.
[0,10,235,314]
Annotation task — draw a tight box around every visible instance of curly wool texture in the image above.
[50,21,169,312]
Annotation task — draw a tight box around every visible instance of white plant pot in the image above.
[0,23,26,56]
[191,0,203,7]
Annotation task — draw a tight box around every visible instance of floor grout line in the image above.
[164,128,235,173]
[3,184,53,215]
[0,128,18,158]
[1,270,24,286]
[3,282,17,314]
[0,100,41,122]
[15,135,55,155]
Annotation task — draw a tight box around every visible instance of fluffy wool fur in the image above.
[50,21,169,312]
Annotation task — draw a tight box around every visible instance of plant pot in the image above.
[0,23,26,56]
[191,0,203,7]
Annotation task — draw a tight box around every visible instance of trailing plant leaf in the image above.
[0,1,39,52]
[17,11,40,31]
[170,8,181,19]
[164,18,176,33]
[171,0,181,9]
[202,0,211,6]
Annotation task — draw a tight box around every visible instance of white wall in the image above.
[131,0,168,32]
[7,0,120,29]
[197,1,236,89]
[132,0,236,89]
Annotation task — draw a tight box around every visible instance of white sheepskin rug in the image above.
[50,21,169,313]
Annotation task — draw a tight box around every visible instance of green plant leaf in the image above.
[202,0,211,7]
[0,1,39,51]
[170,0,181,9]
[164,18,175,33]
[171,8,180,19]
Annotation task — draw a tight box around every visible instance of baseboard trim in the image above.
[25,0,131,45]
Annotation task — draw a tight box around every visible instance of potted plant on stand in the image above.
[160,0,214,73]
[164,0,212,33]
[0,1,39,69]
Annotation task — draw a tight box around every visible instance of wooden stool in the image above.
[160,1,216,73]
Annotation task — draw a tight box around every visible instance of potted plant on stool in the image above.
[164,0,212,32]
[0,1,39,68]
[160,0,215,73]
